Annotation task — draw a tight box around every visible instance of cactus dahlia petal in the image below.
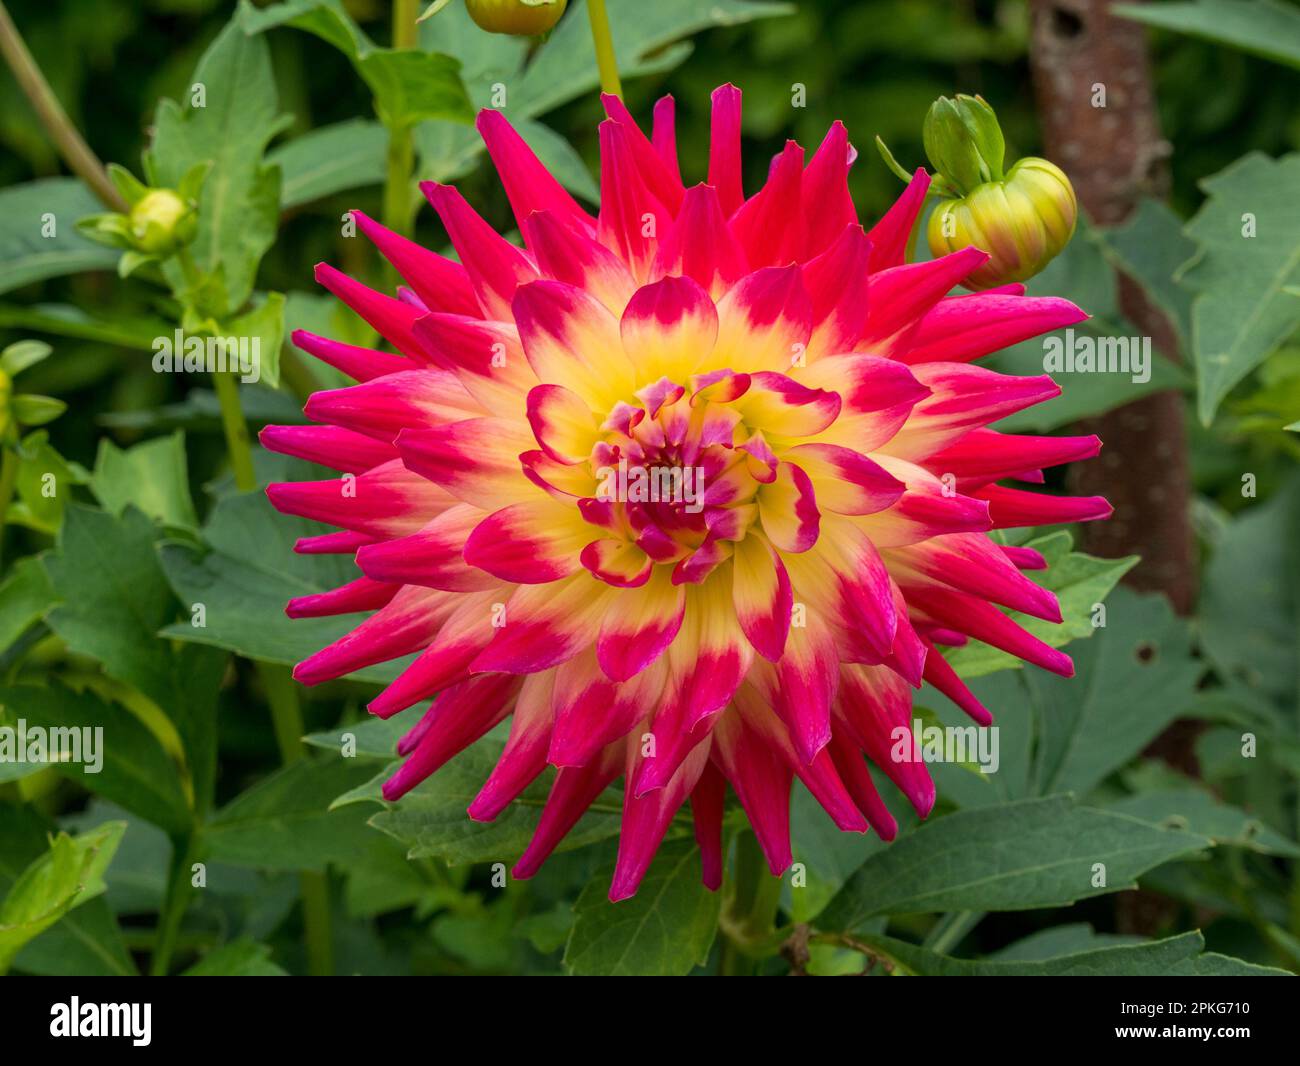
[264,85,1110,901]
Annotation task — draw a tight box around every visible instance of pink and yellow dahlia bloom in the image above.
[263,86,1110,900]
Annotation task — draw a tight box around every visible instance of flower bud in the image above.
[464,0,567,35]
[927,156,1078,290]
[128,189,198,255]
[923,94,1004,196]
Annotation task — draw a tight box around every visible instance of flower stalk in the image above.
[0,1,125,211]
[586,0,621,98]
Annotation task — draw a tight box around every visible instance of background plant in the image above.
[0,0,1296,976]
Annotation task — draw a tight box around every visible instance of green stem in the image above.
[586,0,622,98]
[0,2,125,211]
[718,830,783,974]
[260,659,333,975]
[0,447,18,571]
[151,832,199,976]
[210,369,257,492]
[922,909,984,954]
[382,0,419,250]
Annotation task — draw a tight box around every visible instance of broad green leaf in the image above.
[159,489,406,684]
[348,733,626,866]
[1094,198,1197,354]
[304,715,407,759]
[146,11,291,315]
[270,120,388,208]
[0,684,191,836]
[562,838,720,976]
[989,923,1145,961]
[1114,0,1300,69]
[0,302,169,351]
[91,431,199,530]
[1109,787,1300,858]
[0,821,126,974]
[205,756,384,871]
[1030,588,1203,796]
[0,805,134,976]
[0,179,119,294]
[855,930,1287,976]
[1199,473,1298,706]
[182,939,287,976]
[944,531,1137,678]
[0,555,55,658]
[987,223,1188,432]
[1177,152,1300,424]
[817,795,1209,931]
[42,505,226,815]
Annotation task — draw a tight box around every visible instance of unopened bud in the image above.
[128,189,198,255]
[464,0,567,35]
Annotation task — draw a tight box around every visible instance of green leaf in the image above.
[515,0,794,117]
[304,715,407,759]
[1114,0,1300,70]
[1030,588,1203,796]
[989,922,1145,961]
[0,684,191,836]
[817,796,1209,931]
[1177,152,1300,424]
[10,394,66,427]
[244,1,473,129]
[146,10,291,315]
[91,431,199,530]
[1094,198,1197,354]
[986,222,1188,432]
[270,120,388,208]
[9,430,86,535]
[159,489,406,683]
[944,531,1138,679]
[856,930,1287,976]
[42,505,227,815]
[205,756,385,871]
[0,339,52,376]
[1109,786,1300,858]
[0,556,55,660]
[182,939,287,975]
[222,290,285,388]
[562,838,721,976]
[0,179,120,294]
[0,805,135,976]
[1199,472,1299,705]
[349,733,625,867]
[0,821,126,974]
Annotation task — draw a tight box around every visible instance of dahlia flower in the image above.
[263,85,1110,901]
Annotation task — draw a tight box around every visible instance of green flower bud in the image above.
[923,94,1004,196]
[927,156,1078,290]
[128,189,198,255]
[463,0,567,35]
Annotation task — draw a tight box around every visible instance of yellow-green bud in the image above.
[464,0,567,35]
[927,157,1078,290]
[128,189,198,255]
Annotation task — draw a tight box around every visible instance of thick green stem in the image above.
[923,909,984,954]
[586,0,622,98]
[0,448,18,571]
[0,2,125,211]
[719,830,783,974]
